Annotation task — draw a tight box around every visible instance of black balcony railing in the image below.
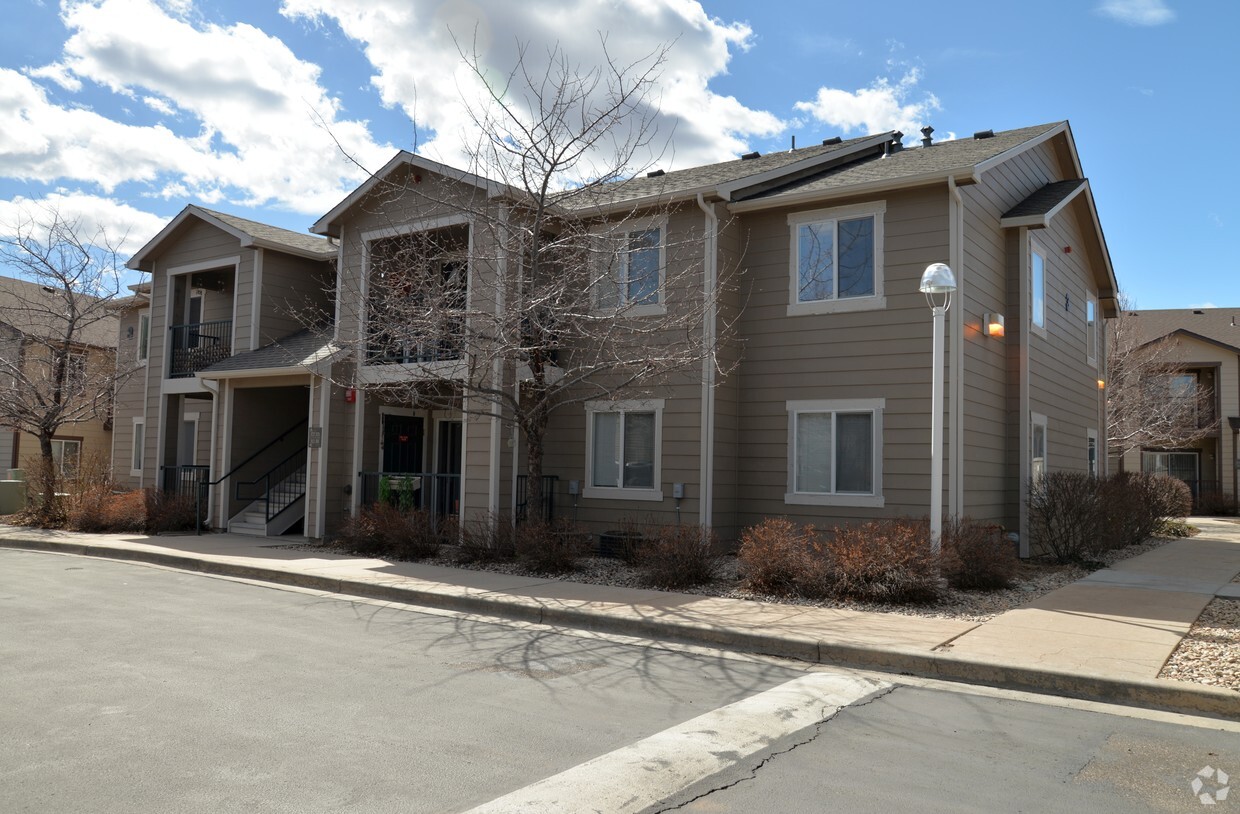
[359,471,462,521]
[516,475,558,523]
[366,338,463,365]
[169,319,232,377]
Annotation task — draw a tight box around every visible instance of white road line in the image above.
[464,672,888,814]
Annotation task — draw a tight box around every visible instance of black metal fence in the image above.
[169,319,232,377]
[516,475,558,523]
[358,472,462,518]
[158,464,210,531]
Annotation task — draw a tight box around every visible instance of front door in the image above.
[436,420,463,517]
[381,414,424,473]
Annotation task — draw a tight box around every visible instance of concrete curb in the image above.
[5,537,1239,720]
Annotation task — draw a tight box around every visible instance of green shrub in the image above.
[825,518,942,603]
[637,525,719,589]
[939,517,1017,590]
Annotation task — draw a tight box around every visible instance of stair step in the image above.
[243,512,266,524]
[229,521,266,536]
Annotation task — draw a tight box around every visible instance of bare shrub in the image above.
[514,518,589,574]
[1096,472,1147,551]
[64,453,116,531]
[100,490,146,532]
[637,525,719,589]
[143,488,200,534]
[1028,472,1105,563]
[457,514,517,563]
[939,517,1017,590]
[333,504,446,559]
[738,517,816,596]
[1145,474,1193,520]
[825,518,942,603]
[1196,491,1238,517]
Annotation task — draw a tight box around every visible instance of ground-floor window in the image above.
[131,419,145,475]
[785,398,884,507]
[1031,412,1048,481]
[1142,450,1199,485]
[584,399,664,501]
[51,438,81,477]
[1087,428,1098,477]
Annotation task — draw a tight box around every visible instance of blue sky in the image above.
[1,0,1234,308]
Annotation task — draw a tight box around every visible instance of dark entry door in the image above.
[382,414,424,473]
[436,420,463,516]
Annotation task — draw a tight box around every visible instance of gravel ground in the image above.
[1159,598,1240,691]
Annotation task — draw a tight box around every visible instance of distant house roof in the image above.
[1127,308,1240,354]
[197,329,341,377]
[0,274,118,348]
[128,205,336,271]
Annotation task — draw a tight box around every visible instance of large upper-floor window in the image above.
[788,202,885,316]
[594,217,666,316]
[584,399,664,501]
[785,398,884,507]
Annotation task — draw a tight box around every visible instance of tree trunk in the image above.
[524,419,547,522]
[34,431,58,518]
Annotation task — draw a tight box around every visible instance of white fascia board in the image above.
[727,168,979,214]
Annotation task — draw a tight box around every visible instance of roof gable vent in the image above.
[822,136,842,146]
[741,151,761,160]
[646,169,665,178]
[973,129,995,140]
[1193,309,1205,314]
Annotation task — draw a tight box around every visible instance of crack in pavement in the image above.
[653,683,901,813]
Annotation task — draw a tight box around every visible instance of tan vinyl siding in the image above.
[732,186,948,530]
[111,307,149,487]
[256,250,333,346]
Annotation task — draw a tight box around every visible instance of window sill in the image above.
[787,296,886,317]
[784,492,885,508]
[594,303,666,319]
[583,486,664,502]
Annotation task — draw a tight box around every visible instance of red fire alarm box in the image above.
[344,388,356,403]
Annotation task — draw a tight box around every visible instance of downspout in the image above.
[489,208,507,522]
[696,193,718,530]
[948,177,965,518]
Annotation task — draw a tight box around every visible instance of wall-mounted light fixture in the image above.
[984,313,1005,338]
[1097,379,1106,390]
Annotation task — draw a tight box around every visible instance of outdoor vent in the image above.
[973,129,995,140]
[1194,309,1205,315]
[921,126,935,147]
[741,151,761,160]
[890,132,904,152]
[646,169,665,178]
[822,136,843,146]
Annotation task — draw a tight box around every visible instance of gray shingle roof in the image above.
[556,134,884,210]
[1003,179,1087,219]
[1126,308,1240,353]
[199,329,339,374]
[195,207,336,258]
[740,123,1064,203]
[0,275,118,348]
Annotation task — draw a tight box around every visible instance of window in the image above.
[786,398,884,507]
[1087,428,1098,477]
[138,312,150,362]
[595,219,665,315]
[1031,245,1046,333]
[65,351,87,396]
[131,418,145,476]
[788,202,885,316]
[1085,294,1097,365]
[1143,451,1199,486]
[1031,412,1047,481]
[584,399,664,501]
[51,439,81,477]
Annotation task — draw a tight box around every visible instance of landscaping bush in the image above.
[143,488,200,534]
[333,504,446,559]
[825,518,942,603]
[1145,474,1193,520]
[1095,472,1148,551]
[456,514,517,563]
[100,490,146,532]
[738,517,816,595]
[1196,491,1238,517]
[1154,518,1197,538]
[939,517,1017,590]
[1028,472,1105,562]
[64,453,116,532]
[637,525,719,589]
[514,518,588,573]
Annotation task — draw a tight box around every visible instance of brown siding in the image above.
[256,250,333,346]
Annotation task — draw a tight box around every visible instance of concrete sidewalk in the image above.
[2,519,1238,718]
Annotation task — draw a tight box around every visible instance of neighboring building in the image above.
[0,275,118,476]
[118,121,1119,555]
[1111,308,1240,507]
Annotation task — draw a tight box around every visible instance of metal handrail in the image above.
[209,417,308,488]
[236,448,308,522]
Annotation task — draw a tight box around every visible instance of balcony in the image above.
[169,319,232,378]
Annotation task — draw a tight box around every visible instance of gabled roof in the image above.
[1127,308,1240,354]
[1001,179,1087,227]
[197,328,342,377]
[0,274,117,348]
[127,205,335,271]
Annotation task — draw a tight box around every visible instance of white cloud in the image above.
[793,68,941,139]
[1189,302,1218,309]
[0,192,169,258]
[8,0,395,213]
[1097,0,1175,26]
[278,0,784,175]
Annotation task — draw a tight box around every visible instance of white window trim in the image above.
[137,311,150,362]
[784,397,885,507]
[1087,427,1098,477]
[583,398,664,501]
[1030,241,1048,338]
[131,417,145,476]
[1031,411,1048,479]
[1086,292,1098,367]
[787,201,886,317]
[591,215,668,318]
[51,438,82,477]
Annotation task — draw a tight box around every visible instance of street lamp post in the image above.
[920,263,957,555]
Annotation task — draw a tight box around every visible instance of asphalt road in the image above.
[2,548,1237,813]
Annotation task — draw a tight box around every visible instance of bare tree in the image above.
[330,38,734,513]
[0,206,130,517]
[1106,302,1218,465]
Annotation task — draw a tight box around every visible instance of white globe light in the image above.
[919,263,957,294]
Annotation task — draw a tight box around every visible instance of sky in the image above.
[0,0,1235,308]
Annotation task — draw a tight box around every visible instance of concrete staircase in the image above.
[228,466,306,537]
